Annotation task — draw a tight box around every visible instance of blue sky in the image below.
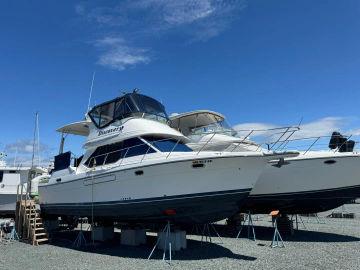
[1,0,360,164]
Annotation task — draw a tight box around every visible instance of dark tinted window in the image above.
[99,102,115,127]
[85,137,155,167]
[0,171,3,183]
[142,136,192,152]
[89,106,102,127]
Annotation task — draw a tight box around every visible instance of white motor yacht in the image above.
[38,92,287,225]
[170,110,360,214]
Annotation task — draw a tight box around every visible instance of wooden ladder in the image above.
[16,200,49,245]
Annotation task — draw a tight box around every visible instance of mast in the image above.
[37,113,41,166]
[31,112,39,168]
[87,71,96,112]
[13,147,18,167]
[29,112,40,193]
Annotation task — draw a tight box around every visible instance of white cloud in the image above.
[95,37,151,71]
[149,0,216,26]
[75,0,247,70]
[76,4,127,26]
[3,139,52,167]
[131,0,247,40]
[4,139,48,154]
[292,117,345,139]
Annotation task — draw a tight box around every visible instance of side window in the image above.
[99,102,115,127]
[123,138,155,158]
[114,97,138,121]
[143,136,193,152]
[84,138,155,167]
[89,102,115,128]
[114,99,125,120]
[0,171,3,183]
[89,107,101,127]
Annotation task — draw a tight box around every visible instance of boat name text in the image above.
[98,126,124,136]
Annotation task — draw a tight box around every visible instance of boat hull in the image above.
[241,154,360,214]
[41,189,250,224]
[40,155,264,224]
[0,193,17,216]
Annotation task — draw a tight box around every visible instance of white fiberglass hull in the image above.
[242,152,360,214]
[39,153,266,224]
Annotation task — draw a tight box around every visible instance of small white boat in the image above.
[0,154,48,216]
[170,110,360,214]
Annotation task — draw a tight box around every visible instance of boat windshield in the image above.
[190,120,237,138]
[88,93,169,129]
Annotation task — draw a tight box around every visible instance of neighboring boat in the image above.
[170,110,360,214]
[0,153,48,216]
[38,92,287,225]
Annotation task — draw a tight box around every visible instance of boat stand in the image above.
[291,214,306,230]
[307,214,325,224]
[73,218,87,248]
[8,226,19,241]
[200,223,223,244]
[0,228,4,243]
[236,211,256,241]
[271,216,285,248]
[148,221,172,263]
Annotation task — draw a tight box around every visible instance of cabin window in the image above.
[114,98,138,120]
[8,170,17,174]
[90,106,102,127]
[190,119,236,137]
[142,136,192,152]
[0,171,3,183]
[99,102,115,127]
[85,137,156,167]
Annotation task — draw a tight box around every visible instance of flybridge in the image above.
[88,92,169,129]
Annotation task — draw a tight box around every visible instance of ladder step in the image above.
[29,217,42,221]
[36,238,49,243]
[35,232,47,236]
[25,210,37,213]
[30,221,42,225]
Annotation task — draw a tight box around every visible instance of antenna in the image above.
[31,112,39,168]
[297,116,303,128]
[37,113,41,166]
[87,71,96,112]
[13,147,18,167]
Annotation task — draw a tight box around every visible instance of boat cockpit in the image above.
[88,92,169,129]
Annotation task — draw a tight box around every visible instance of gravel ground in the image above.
[1,204,359,270]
